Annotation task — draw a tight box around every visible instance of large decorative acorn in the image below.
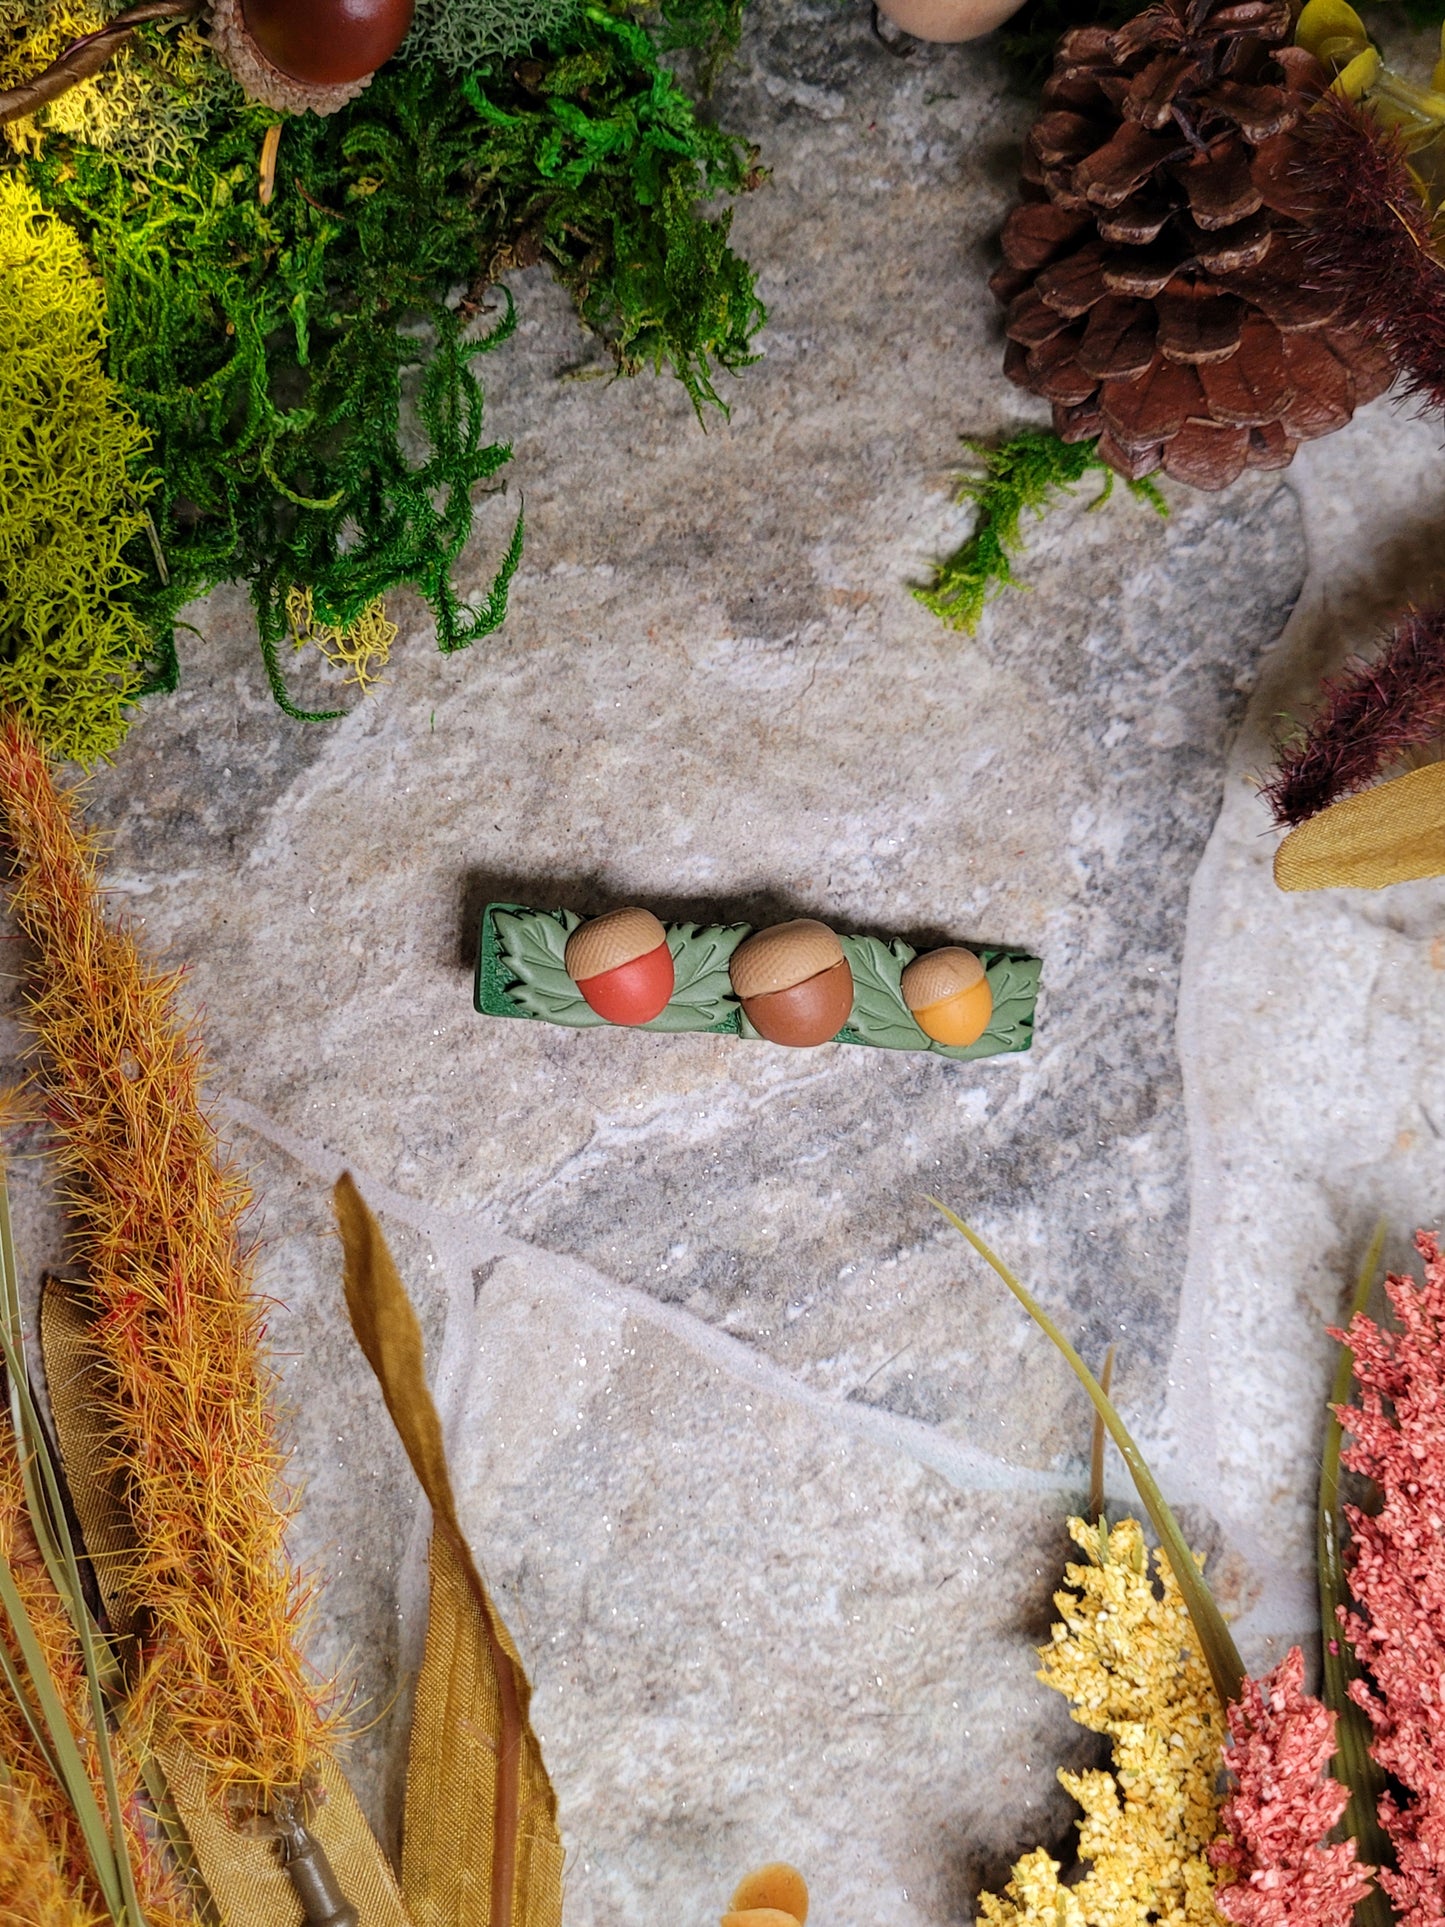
[875,0,1026,43]
[207,0,414,114]
[729,920,854,1048]
[901,947,993,1046]
[564,907,675,1026]
[722,1862,810,1927]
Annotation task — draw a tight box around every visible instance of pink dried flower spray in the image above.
[1335,1231,1445,1927]
[1211,1646,1372,1927]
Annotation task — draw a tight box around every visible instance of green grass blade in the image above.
[1089,1346,1115,1526]
[931,1199,1246,1708]
[0,1181,149,1927]
[0,1550,126,1920]
[1320,1223,1393,1923]
[0,1613,67,1785]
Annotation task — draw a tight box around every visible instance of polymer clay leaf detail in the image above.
[643,922,747,1032]
[837,936,923,1050]
[495,909,602,1026]
[984,953,1041,1048]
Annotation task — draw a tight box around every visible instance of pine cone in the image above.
[993,0,1396,488]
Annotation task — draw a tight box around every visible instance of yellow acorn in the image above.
[722,1862,809,1927]
[901,947,992,1047]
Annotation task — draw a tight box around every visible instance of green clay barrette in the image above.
[474,903,1041,1061]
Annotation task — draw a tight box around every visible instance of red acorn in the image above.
[564,908,676,1027]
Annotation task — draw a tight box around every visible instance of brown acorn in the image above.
[729,921,854,1048]
[207,0,413,114]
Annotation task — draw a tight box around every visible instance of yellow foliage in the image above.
[0,1779,102,1927]
[978,1518,1225,1927]
[287,586,398,694]
[0,172,153,763]
[0,2,226,169]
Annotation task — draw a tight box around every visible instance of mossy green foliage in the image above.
[458,8,763,405]
[643,0,749,86]
[22,1,763,734]
[0,173,157,763]
[913,429,1166,634]
[0,3,224,171]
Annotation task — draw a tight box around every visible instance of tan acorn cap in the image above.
[729,920,844,1000]
[564,906,668,983]
[900,946,985,1011]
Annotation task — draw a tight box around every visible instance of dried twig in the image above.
[0,1,198,126]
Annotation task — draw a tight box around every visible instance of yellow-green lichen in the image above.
[0,172,155,763]
[0,2,228,170]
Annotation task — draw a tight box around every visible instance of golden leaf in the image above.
[333,1176,564,1927]
[1273,761,1445,891]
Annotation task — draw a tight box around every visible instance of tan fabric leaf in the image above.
[1274,761,1445,890]
[40,1276,411,1927]
[333,1175,564,1927]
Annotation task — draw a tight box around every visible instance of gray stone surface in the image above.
[5,3,1443,1922]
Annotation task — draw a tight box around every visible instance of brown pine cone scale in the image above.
[998,0,1393,486]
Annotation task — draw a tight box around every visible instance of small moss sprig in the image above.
[913,430,1167,635]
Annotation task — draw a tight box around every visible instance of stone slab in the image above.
[4,2,1439,1921]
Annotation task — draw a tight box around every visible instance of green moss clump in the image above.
[460,8,764,408]
[23,4,764,733]
[0,173,158,763]
[913,430,1166,634]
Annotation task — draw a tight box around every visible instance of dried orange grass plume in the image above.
[0,710,333,1804]
[0,1415,106,1927]
[0,1414,190,1927]
[0,1778,101,1927]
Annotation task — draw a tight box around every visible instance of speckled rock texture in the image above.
[3,3,1442,1922]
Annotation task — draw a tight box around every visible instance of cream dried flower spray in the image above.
[979,1516,1225,1927]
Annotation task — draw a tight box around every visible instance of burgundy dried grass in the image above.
[1297,92,1445,417]
[1262,604,1445,826]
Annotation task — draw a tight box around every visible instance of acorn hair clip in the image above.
[475,903,1041,1061]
